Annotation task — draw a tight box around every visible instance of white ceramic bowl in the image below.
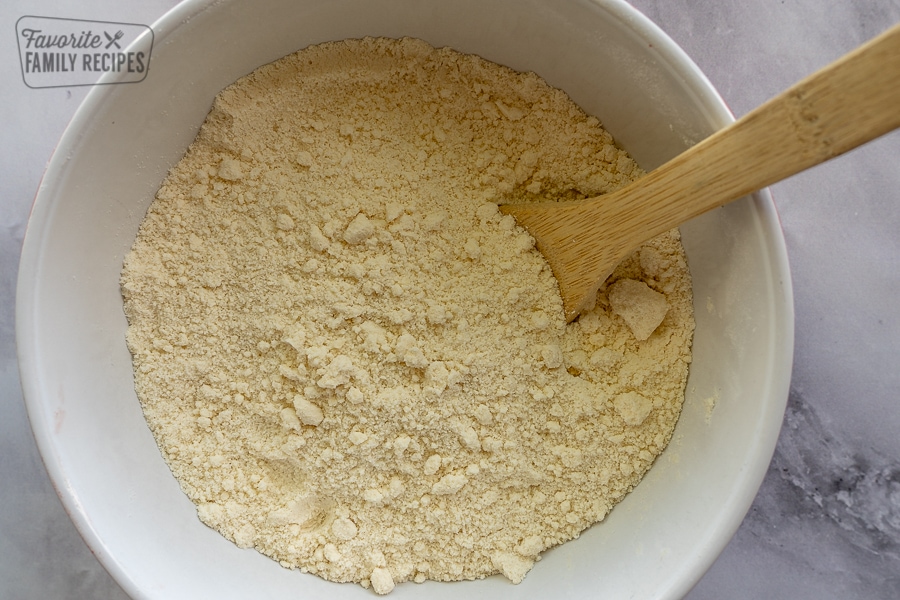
[17,1,793,598]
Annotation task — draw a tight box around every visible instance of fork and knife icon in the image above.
[104,30,124,49]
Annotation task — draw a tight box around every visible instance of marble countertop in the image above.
[2,0,898,598]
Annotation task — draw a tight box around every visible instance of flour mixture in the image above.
[121,37,695,594]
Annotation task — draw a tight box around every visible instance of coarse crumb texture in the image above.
[121,37,695,594]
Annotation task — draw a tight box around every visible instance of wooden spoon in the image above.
[499,22,900,323]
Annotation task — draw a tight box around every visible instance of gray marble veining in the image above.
[686,393,900,597]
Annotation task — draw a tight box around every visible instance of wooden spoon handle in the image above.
[504,23,900,322]
[613,21,900,240]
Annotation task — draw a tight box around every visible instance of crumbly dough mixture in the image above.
[121,37,695,594]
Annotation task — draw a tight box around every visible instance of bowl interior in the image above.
[17,0,793,598]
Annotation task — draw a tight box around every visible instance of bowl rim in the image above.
[16,0,794,598]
